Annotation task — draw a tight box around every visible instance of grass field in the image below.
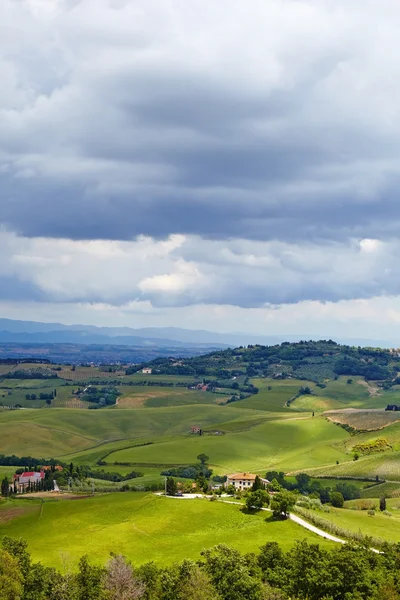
[304,449,400,481]
[117,387,224,408]
[298,498,400,544]
[0,404,274,458]
[0,380,76,409]
[325,409,400,431]
[121,374,195,384]
[0,493,333,568]
[2,370,400,482]
[106,416,348,475]
[58,367,125,380]
[243,379,317,412]
[360,481,400,498]
[0,466,19,479]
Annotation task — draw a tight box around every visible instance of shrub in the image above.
[330,491,344,508]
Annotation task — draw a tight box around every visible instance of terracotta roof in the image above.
[227,472,257,481]
[19,472,44,479]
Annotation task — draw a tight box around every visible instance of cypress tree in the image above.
[1,476,10,497]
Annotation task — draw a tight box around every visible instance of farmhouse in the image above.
[40,465,64,472]
[141,368,152,374]
[225,472,269,491]
[190,425,202,434]
[14,471,45,492]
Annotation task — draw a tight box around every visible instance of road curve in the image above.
[289,512,345,543]
[158,494,384,551]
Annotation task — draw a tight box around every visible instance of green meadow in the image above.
[298,498,400,544]
[0,494,332,568]
[4,351,400,566]
[106,416,348,475]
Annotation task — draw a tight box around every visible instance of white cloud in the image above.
[2,1,400,335]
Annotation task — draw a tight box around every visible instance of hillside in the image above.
[2,339,400,491]
[141,339,399,383]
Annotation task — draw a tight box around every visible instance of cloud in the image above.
[1,0,400,246]
[2,0,400,336]
[0,230,398,311]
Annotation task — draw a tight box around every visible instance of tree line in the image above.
[2,535,400,600]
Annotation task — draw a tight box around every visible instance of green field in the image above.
[0,494,333,568]
[117,386,224,408]
[4,344,400,573]
[106,416,348,475]
[243,379,316,412]
[304,449,400,481]
[0,466,18,479]
[298,498,400,544]
[360,481,400,498]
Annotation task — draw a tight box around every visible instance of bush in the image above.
[330,491,344,508]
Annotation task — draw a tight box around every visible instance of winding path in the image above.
[159,494,381,551]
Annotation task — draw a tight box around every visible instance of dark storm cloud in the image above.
[2,0,400,313]
[2,0,400,247]
[0,275,47,302]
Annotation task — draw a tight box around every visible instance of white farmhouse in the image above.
[225,472,269,491]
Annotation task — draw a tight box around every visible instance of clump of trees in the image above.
[266,471,360,503]
[78,386,121,407]
[2,536,400,600]
[3,368,58,379]
[161,454,212,481]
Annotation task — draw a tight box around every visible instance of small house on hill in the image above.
[40,465,63,472]
[226,472,270,491]
[141,368,152,374]
[14,471,45,492]
[190,425,202,434]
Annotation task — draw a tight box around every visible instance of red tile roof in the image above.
[227,472,257,481]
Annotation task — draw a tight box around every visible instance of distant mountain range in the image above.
[0,318,392,349]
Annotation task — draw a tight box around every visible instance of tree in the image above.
[166,477,177,496]
[23,561,57,600]
[46,399,52,406]
[2,537,31,592]
[330,491,344,508]
[267,479,282,492]
[160,560,217,600]
[197,454,210,466]
[1,477,9,497]
[0,549,23,600]
[380,496,387,511]
[295,473,311,493]
[202,544,265,600]
[270,490,296,519]
[251,475,264,492]
[76,555,105,600]
[258,542,283,573]
[103,555,145,600]
[246,489,270,512]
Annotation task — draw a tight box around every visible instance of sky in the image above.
[1,0,400,342]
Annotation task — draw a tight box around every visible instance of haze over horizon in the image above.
[2,1,400,342]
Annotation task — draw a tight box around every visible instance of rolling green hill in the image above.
[2,340,400,488]
[0,493,333,567]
